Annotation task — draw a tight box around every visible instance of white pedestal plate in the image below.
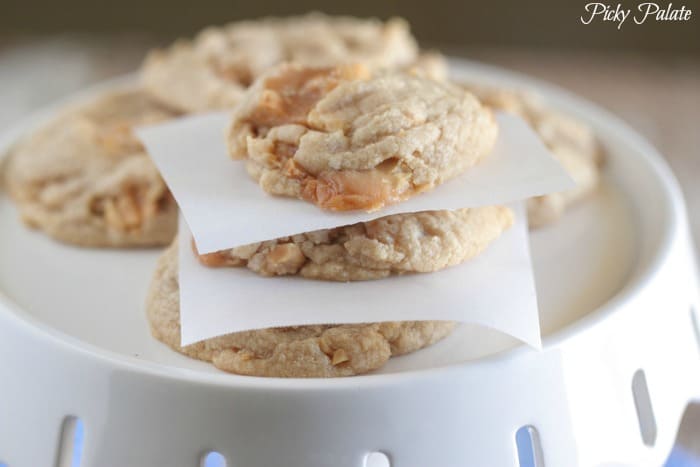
[0,60,698,467]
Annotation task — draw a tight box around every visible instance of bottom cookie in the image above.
[147,241,456,377]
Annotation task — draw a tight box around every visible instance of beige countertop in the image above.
[0,37,698,463]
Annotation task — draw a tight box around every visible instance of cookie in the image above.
[141,13,445,113]
[462,84,603,228]
[3,88,178,247]
[198,205,514,281]
[227,63,498,212]
[147,241,457,377]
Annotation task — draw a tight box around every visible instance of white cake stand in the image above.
[0,60,698,467]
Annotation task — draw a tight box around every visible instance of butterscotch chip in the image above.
[461,84,603,228]
[146,241,457,377]
[228,63,498,212]
[331,348,350,365]
[141,13,445,113]
[196,205,513,281]
[3,88,178,247]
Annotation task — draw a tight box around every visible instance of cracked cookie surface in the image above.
[141,13,445,113]
[198,205,514,281]
[147,241,457,377]
[3,88,178,247]
[462,84,603,228]
[228,63,497,212]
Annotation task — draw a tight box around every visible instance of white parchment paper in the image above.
[138,112,574,254]
[177,203,542,348]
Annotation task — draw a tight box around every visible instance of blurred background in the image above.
[0,1,699,465]
[1,0,699,55]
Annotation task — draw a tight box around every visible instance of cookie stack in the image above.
[2,13,602,377]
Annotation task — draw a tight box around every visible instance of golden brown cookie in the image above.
[3,88,178,247]
[228,63,497,212]
[462,84,603,228]
[141,13,445,113]
[147,241,457,377]
[198,205,514,281]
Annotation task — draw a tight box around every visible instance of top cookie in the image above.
[3,88,179,247]
[227,63,498,212]
[141,13,443,113]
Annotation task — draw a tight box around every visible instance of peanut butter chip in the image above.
[331,349,350,365]
[238,350,255,361]
[264,243,306,274]
[95,121,146,156]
